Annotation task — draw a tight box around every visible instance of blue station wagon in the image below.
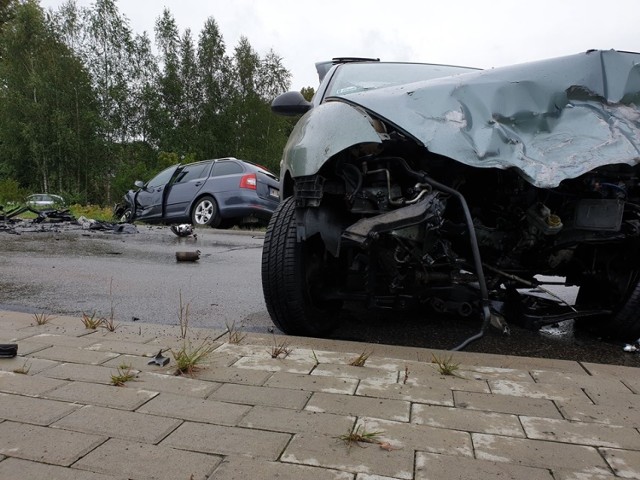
[116,158,280,228]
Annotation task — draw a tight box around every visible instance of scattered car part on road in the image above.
[175,250,201,262]
[170,224,195,238]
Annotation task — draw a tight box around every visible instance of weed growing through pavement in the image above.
[225,321,246,344]
[431,353,461,377]
[110,364,137,386]
[338,424,384,450]
[177,291,190,339]
[33,312,54,326]
[402,365,410,384]
[269,335,292,359]
[13,360,30,374]
[81,311,104,329]
[107,277,117,328]
[101,316,120,332]
[172,340,216,376]
[349,349,372,367]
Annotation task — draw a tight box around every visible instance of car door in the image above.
[164,161,213,220]
[135,165,180,222]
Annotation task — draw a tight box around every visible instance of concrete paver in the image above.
[0,392,79,425]
[282,431,415,479]
[0,421,106,466]
[73,439,221,480]
[265,371,359,394]
[161,421,291,460]
[212,456,354,480]
[472,433,611,474]
[52,405,182,444]
[0,311,639,479]
[0,370,68,396]
[134,371,220,398]
[136,392,250,425]
[39,362,122,384]
[600,448,640,479]
[29,345,119,365]
[453,390,563,418]
[306,391,412,423]
[520,416,640,449]
[0,457,123,480]
[239,405,355,436]
[356,379,454,406]
[209,382,311,409]
[412,403,525,437]
[0,355,57,374]
[415,451,554,480]
[558,399,640,428]
[45,380,158,410]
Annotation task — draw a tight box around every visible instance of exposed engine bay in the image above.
[287,132,640,345]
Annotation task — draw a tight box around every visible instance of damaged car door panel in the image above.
[261,50,640,346]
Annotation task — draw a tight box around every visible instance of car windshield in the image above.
[325,62,478,98]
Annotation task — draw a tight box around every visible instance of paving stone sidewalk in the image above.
[0,310,639,479]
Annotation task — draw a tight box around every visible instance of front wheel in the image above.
[261,197,341,336]
[191,196,220,227]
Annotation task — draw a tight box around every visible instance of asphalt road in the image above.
[1,222,639,367]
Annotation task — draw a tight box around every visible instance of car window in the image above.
[211,161,244,176]
[147,166,177,188]
[173,162,212,184]
[326,63,479,98]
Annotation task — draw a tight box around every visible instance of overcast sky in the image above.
[40,0,640,91]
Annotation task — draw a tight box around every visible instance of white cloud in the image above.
[39,0,640,90]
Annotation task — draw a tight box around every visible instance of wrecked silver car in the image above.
[262,50,640,346]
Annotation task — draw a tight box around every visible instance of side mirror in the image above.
[134,180,144,189]
[271,91,312,116]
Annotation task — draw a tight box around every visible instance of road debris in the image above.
[175,250,201,262]
[0,344,18,358]
[148,349,170,366]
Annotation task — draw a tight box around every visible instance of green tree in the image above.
[227,38,291,172]
[196,16,232,159]
[153,8,182,154]
[0,0,101,201]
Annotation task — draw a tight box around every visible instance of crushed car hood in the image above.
[333,50,640,188]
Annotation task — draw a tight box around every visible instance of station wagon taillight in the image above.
[239,173,257,190]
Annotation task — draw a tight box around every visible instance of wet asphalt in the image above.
[1,221,639,367]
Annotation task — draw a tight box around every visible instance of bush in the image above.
[68,204,114,221]
[0,178,26,204]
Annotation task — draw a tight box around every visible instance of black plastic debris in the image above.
[0,344,18,358]
[148,350,170,366]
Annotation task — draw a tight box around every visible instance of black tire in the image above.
[261,197,341,336]
[191,195,220,227]
[576,246,640,340]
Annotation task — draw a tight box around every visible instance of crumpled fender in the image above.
[281,101,382,179]
[341,49,640,188]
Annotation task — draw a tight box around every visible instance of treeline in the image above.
[0,0,301,205]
